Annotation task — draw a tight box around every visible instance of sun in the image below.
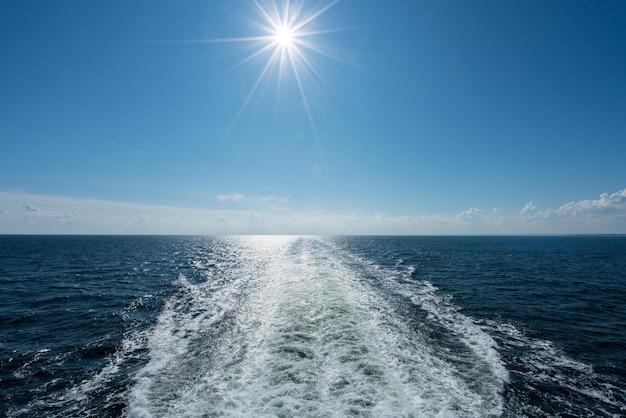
[275,25,295,48]
[200,0,343,161]
[218,0,340,113]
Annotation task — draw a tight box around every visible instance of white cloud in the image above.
[216,193,291,210]
[456,208,486,220]
[557,189,626,215]
[374,212,388,221]
[0,189,625,235]
[20,202,81,225]
[515,189,626,233]
[521,201,537,216]
[23,203,40,213]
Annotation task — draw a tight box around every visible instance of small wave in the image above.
[407,265,417,278]
[5,293,157,418]
[482,319,626,416]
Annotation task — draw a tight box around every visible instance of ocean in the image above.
[1,235,624,417]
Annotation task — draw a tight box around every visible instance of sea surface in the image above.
[1,235,625,417]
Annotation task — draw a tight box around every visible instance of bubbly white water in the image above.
[128,236,507,417]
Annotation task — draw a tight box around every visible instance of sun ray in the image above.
[293,38,353,67]
[253,0,280,32]
[291,44,333,93]
[226,41,278,74]
[291,0,340,33]
[286,43,327,164]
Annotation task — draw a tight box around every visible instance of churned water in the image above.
[1,235,625,417]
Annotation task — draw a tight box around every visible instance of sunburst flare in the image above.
[213,0,342,162]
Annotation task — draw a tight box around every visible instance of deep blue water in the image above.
[1,235,624,417]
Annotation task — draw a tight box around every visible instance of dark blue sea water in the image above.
[1,235,625,417]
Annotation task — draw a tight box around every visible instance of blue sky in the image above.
[1,0,625,234]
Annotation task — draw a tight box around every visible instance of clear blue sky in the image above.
[1,0,625,234]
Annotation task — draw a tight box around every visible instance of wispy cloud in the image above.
[216,193,291,210]
[216,193,246,203]
[0,189,625,235]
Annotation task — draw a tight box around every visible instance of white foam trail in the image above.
[128,236,507,417]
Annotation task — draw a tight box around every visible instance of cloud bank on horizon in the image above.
[1,188,625,235]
